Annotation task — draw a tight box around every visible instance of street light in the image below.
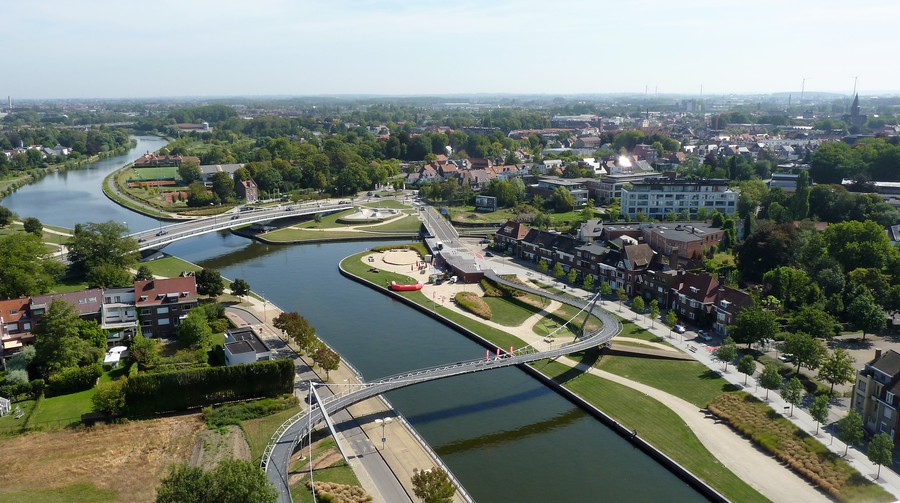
[374,417,393,451]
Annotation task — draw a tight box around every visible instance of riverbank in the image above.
[340,248,848,503]
[0,140,136,201]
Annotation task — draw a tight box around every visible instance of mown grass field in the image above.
[534,359,769,503]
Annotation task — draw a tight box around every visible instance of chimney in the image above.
[875,349,883,361]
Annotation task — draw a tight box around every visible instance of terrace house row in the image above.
[0,277,197,354]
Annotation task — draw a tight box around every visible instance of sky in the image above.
[3,0,899,99]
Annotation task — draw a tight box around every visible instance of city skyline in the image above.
[4,0,899,100]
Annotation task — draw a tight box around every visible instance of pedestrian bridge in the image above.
[262,273,621,502]
[130,201,352,251]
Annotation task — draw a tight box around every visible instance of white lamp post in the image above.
[374,417,393,450]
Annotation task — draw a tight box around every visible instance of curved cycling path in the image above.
[262,272,621,503]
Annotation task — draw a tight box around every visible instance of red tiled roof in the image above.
[0,298,29,323]
[135,277,197,306]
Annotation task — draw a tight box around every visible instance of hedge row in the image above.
[455,292,492,320]
[202,395,298,428]
[124,359,295,416]
[0,379,45,402]
[47,364,102,396]
[708,392,892,503]
[480,279,503,297]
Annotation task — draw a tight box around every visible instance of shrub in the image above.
[480,279,503,297]
[124,359,294,415]
[307,481,372,503]
[46,364,102,396]
[92,379,127,416]
[5,369,29,386]
[454,292,492,320]
[202,395,298,428]
[708,393,892,503]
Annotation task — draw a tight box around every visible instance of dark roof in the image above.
[872,350,900,377]
[31,288,103,316]
[678,272,719,303]
[623,244,654,269]
[226,327,270,355]
[135,277,197,306]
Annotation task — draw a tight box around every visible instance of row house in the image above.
[0,298,33,353]
[673,272,719,322]
[135,277,198,338]
[712,286,753,336]
[494,221,529,253]
[101,287,138,344]
[31,289,103,325]
[520,229,580,272]
[852,349,900,446]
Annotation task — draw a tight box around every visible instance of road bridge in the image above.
[130,201,352,251]
[263,278,621,503]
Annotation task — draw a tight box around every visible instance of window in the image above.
[141,320,152,327]
[140,308,151,316]
[859,381,867,392]
[888,392,895,405]
[158,318,170,326]
[157,307,169,315]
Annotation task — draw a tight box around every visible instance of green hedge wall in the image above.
[124,359,295,415]
[47,364,102,396]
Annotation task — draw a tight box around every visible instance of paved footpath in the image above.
[225,295,468,503]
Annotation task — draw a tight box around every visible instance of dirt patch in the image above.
[162,191,188,204]
[189,425,251,470]
[0,415,203,503]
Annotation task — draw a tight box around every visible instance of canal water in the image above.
[3,137,706,502]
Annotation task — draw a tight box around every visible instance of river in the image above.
[3,136,706,502]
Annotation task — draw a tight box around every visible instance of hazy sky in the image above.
[4,0,898,99]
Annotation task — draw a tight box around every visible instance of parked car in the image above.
[479,238,490,244]
[485,251,494,257]
[673,324,686,334]
[698,330,712,341]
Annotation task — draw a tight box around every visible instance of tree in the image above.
[230,278,250,298]
[411,467,456,503]
[0,206,14,226]
[781,377,803,417]
[195,269,225,299]
[599,282,612,298]
[715,337,738,371]
[665,310,678,329]
[33,299,95,375]
[792,170,810,220]
[737,355,756,385]
[92,379,126,416]
[582,274,594,291]
[649,300,660,328]
[616,288,627,312]
[730,307,779,349]
[0,233,64,298]
[631,296,645,316]
[68,221,139,283]
[566,267,578,284]
[129,333,160,370]
[134,265,155,282]
[868,432,894,480]
[177,309,213,350]
[847,292,887,340]
[790,306,837,340]
[537,260,548,274]
[274,312,317,353]
[550,186,575,213]
[734,222,796,281]
[178,160,202,185]
[156,459,276,503]
[818,348,856,394]
[551,262,564,279]
[809,393,830,435]
[22,216,42,236]
[836,410,864,456]
[824,220,899,272]
[759,363,782,400]
[312,345,340,380]
[783,332,825,375]
[211,171,235,202]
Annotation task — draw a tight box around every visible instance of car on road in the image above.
[285,206,294,211]
[231,215,240,220]
[485,251,494,257]
[479,238,490,244]
[156,230,168,236]
[339,200,350,204]
[697,330,712,341]
[673,324,686,334]
[138,238,146,243]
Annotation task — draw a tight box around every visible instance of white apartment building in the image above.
[620,178,739,218]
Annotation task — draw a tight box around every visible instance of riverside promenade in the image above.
[224,293,469,503]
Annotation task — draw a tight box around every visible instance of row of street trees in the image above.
[273,311,341,379]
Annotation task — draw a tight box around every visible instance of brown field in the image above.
[0,415,203,502]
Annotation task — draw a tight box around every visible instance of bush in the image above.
[5,369,29,386]
[0,378,44,401]
[92,379,127,416]
[124,359,294,416]
[203,395,298,428]
[708,393,892,503]
[308,481,372,503]
[480,279,503,297]
[455,292,492,320]
[46,364,102,396]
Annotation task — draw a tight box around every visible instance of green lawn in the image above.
[0,482,117,503]
[534,359,769,503]
[0,399,35,434]
[51,277,90,294]
[141,255,202,278]
[295,209,358,229]
[481,296,541,327]
[362,214,422,232]
[241,407,300,463]
[596,355,739,408]
[263,228,380,242]
[616,321,666,343]
[131,166,179,180]
[28,389,96,431]
[532,303,604,339]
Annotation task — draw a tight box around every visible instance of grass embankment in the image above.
[455,292,492,320]
[140,255,202,278]
[534,359,770,503]
[242,408,300,464]
[0,482,117,503]
[290,434,368,503]
[709,393,893,503]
